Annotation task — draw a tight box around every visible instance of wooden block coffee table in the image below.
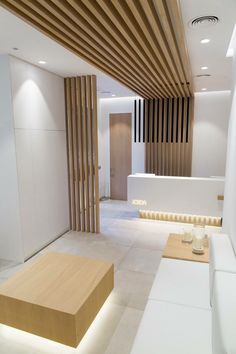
[0,252,114,347]
[163,234,209,263]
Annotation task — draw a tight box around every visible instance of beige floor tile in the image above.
[40,237,93,257]
[104,307,143,354]
[100,226,139,247]
[133,231,169,251]
[108,269,155,310]
[86,241,130,270]
[119,247,162,274]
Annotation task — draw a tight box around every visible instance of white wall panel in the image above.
[192,91,231,177]
[10,56,69,259]
[0,55,24,262]
[223,37,236,252]
[10,57,66,131]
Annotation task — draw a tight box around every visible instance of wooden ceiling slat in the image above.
[4,0,150,98]
[153,0,191,96]
[98,0,175,97]
[74,0,167,97]
[46,0,163,98]
[25,0,156,97]
[0,0,193,98]
[165,0,192,94]
[82,0,170,97]
[127,0,184,95]
[138,0,186,96]
[111,0,178,96]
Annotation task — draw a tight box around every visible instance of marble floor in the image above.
[0,200,221,354]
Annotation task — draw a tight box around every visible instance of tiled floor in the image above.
[0,200,221,354]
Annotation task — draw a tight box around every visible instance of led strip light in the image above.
[139,210,222,227]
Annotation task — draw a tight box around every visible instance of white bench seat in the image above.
[210,234,236,301]
[149,258,210,309]
[131,300,211,354]
[212,271,236,354]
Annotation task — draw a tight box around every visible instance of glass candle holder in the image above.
[182,228,193,243]
[192,224,205,254]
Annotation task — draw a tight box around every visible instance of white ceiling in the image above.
[0,2,235,96]
[0,6,135,98]
[180,0,236,92]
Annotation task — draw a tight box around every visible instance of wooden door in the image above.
[110,113,132,200]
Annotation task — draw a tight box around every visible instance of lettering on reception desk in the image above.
[132,199,147,206]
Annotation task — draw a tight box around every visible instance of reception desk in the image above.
[128,175,224,224]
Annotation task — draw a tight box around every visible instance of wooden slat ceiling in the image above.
[0,0,193,98]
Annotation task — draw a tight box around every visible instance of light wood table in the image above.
[0,252,114,347]
[163,234,209,263]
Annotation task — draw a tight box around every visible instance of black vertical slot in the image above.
[143,100,146,142]
[156,99,159,143]
[134,99,137,143]
[171,98,174,142]
[176,97,179,143]
[138,99,141,142]
[147,99,150,143]
[186,97,190,143]
[152,98,155,143]
[161,98,165,143]
[166,98,169,143]
[181,97,184,143]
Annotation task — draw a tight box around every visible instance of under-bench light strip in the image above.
[139,210,222,227]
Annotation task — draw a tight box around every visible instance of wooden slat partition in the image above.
[134,97,194,176]
[65,75,100,233]
[0,0,192,98]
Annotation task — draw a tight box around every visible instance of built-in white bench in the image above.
[131,234,236,354]
[131,299,211,354]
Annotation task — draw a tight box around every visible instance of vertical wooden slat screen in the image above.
[65,75,100,233]
[134,97,194,177]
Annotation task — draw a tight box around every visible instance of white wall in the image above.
[98,97,145,198]
[223,36,236,251]
[192,91,231,177]
[0,55,24,262]
[9,56,69,259]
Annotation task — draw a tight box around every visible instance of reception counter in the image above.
[128,175,224,224]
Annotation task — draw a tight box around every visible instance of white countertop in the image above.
[129,174,225,182]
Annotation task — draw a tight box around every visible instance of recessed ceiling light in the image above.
[111,94,116,97]
[38,60,46,65]
[201,88,207,91]
[12,47,19,51]
[200,39,210,44]
[201,66,208,70]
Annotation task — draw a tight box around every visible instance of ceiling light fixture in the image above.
[201,88,207,91]
[201,66,208,70]
[12,47,19,51]
[200,39,210,44]
[38,60,46,65]
[111,94,116,97]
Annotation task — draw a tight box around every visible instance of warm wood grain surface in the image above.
[65,75,100,233]
[110,113,132,200]
[0,0,192,98]
[163,234,209,263]
[0,253,114,347]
